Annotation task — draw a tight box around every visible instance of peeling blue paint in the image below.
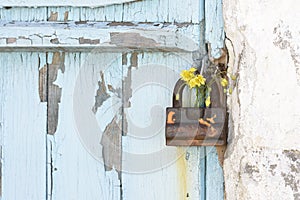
[205,0,225,59]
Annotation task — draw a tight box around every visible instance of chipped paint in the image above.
[108,22,137,27]
[47,52,65,135]
[6,38,16,44]
[121,63,132,137]
[0,0,208,199]
[205,0,225,59]
[64,11,69,22]
[130,52,138,68]
[39,52,65,135]
[0,0,141,7]
[79,37,100,45]
[50,38,59,44]
[122,53,128,65]
[0,0,200,23]
[122,65,132,109]
[39,59,47,102]
[110,32,158,48]
[107,85,122,98]
[92,71,110,113]
[0,22,200,52]
[48,12,58,21]
[100,115,122,175]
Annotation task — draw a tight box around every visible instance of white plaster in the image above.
[223,0,300,199]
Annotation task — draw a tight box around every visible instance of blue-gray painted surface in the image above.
[205,0,225,59]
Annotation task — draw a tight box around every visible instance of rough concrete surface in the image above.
[223,0,300,199]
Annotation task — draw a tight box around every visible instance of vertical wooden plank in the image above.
[204,0,225,199]
[157,0,169,22]
[200,147,206,200]
[48,52,121,200]
[205,0,225,59]
[122,52,202,200]
[0,52,47,200]
[206,147,224,200]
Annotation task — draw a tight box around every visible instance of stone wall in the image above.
[223,0,300,199]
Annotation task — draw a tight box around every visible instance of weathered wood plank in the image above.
[0,22,200,52]
[121,52,202,200]
[205,0,225,59]
[47,52,122,200]
[206,147,224,200]
[0,0,200,23]
[0,0,140,7]
[0,52,47,199]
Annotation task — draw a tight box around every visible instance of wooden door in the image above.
[0,0,225,199]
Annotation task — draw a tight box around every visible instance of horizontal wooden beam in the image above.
[0,22,200,52]
[0,0,139,7]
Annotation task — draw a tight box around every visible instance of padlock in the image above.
[165,78,227,146]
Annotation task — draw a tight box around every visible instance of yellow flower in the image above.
[188,78,197,88]
[230,74,237,81]
[189,67,197,72]
[188,75,206,88]
[205,96,211,107]
[221,78,228,87]
[194,75,206,86]
[180,70,195,82]
[229,88,233,94]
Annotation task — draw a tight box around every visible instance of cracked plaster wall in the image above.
[223,0,300,199]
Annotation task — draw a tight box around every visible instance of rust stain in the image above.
[92,71,110,114]
[177,147,187,199]
[6,38,16,44]
[64,11,69,22]
[167,111,176,124]
[110,32,158,48]
[100,115,122,177]
[79,37,100,45]
[48,12,58,21]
